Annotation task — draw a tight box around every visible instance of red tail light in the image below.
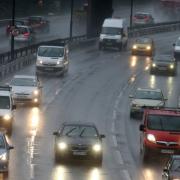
[23,32,30,37]
[144,16,149,21]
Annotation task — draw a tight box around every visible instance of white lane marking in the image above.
[112,135,118,147]
[112,111,117,120]
[30,164,35,179]
[111,121,115,132]
[123,170,132,180]
[115,150,124,165]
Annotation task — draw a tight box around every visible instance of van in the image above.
[99,18,128,51]
[36,44,69,76]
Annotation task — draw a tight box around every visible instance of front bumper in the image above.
[151,66,175,73]
[131,48,152,55]
[13,94,40,104]
[100,39,122,47]
[0,162,8,172]
[36,66,65,74]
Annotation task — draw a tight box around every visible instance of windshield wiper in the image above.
[79,128,86,137]
[66,127,77,136]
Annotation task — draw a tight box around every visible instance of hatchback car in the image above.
[162,155,180,180]
[131,37,154,56]
[10,75,42,106]
[139,108,180,163]
[53,122,105,165]
[133,12,154,26]
[0,132,14,176]
[129,88,166,118]
[13,25,35,43]
[150,55,177,75]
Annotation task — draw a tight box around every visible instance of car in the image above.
[53,122,105,165]
[150,55,177,76]
[139,108,180,163]
[131,37,155,56]
[10,75,42,106]
[0,132,14,176]
[6,20,28,36]
[36,44,69,76]
[26,16,49,33]
[162,155,180,180]
[173,37,180,60]
[129,88,166,118]
[132,12,154,26]
[12,25,35,43]
[0,86,16,135]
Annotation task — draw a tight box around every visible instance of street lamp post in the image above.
[70,0,74,40]
[130,0,134,28]
[11,0,15,61]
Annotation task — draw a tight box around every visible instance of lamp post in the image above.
[130,0,134,28]
[11,0,15,61]
[69,0,74,40]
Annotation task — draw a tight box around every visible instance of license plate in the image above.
[158,67,167,70]
[161,149,174,154]
[73,151,87,156]
[17,95,27,98]
[45,68,53,71]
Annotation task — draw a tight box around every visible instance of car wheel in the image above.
[130,111,134,118]
[141,146,150,164]
[99,44,103,50]
[118,44,122,51]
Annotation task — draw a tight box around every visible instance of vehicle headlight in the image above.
[0,153,7,161]
[57,60,63,65]
[92,144,102,152]
[152,63,156,67]
[58,142,67,150]
[33,90,39,96]
[3,114,11,121]
[170,64,174,69]
[131,103,139,108]
[147,134,156,143]
[146,46,151,50]
[172,178,180,180]
[37,60,43,65]
[133,45,137,49]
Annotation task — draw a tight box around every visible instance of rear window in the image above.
[147,114,180,132]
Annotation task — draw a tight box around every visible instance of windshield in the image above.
[136,38,151,44]
[0,96,10,109]
[147,115,180,131]
[171,159,180,171]
[38,47,64,57]
[135,90,163,100]
[155,56,173,62]
[11,78,37,87]
[102,27,122,35]
[61,125,98,137]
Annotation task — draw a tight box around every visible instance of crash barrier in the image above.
[1,20,180,77]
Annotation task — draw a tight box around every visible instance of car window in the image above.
[10,78,37,87]
[0,96,10,109]
[171,159,180,171]
[0,136,5,148]
[38,47,64,57]
[102,27,123,35]
[135,90,163,100]
[61,125,98,137]
[136,38,151,44]
[147,115,180,131]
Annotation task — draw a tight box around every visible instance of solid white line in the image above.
[111,121,115,132]
[123,170,131,180]
[115,150,124,165]
[112,111,117,120]
[112,135,118,147]
[30,164,34,179]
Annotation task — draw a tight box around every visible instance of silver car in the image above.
[10,75,42,106]
[133,12,154,26]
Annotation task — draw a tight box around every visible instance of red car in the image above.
[139,108,180,162]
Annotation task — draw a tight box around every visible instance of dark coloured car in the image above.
[53,122,105,165]
[0,132,14,176]
[150,55,177,76]
[133,12,154,26]
[162,155,180,180]
[26,16,49,33]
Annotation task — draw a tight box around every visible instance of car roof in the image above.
[38,45,64,49]
[135,12,152,15]
[62,121,96,127]
[13,75,36,79]
[137,87,162,92]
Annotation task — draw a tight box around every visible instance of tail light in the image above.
[23,32,30,37]
[144,16,149,21]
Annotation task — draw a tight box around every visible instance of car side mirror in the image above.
[100,134,105,138]
[129,94,133,98]
[139,124,145,132]
[12,105,16,110]
[53,131,59,136]
[8,146,14,150]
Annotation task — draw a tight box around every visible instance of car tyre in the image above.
[141,146,150,164]
[130,111,134,118]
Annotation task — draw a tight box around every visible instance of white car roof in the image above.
[137,88,162,93]
[103,18,124,28]
[38,45,64,48]
[16,25,30,29]
[13,75,36,79]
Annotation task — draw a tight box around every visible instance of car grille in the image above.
[42,63,56,66]
[156,141,179,147]
[71,144,89,151]
[103,39,116,43]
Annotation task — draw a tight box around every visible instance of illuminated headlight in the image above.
[147,134,156,143]
[152,63,156,67]
[37,60,43,65]
[33,90,39,96]
[33,98,38,103]
[146,46,151,50]
[3,114,11,121]
[57,60,63,65]
[170,64,174,69]
[58,142,67,150]
[172,178,180,180]
[92,144,102,152]
[133,45,137,49]
[0,153,7,161]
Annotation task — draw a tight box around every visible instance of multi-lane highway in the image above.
[0,30,178,180]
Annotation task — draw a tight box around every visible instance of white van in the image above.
[36,44,69,76]
[99,18,128,51]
